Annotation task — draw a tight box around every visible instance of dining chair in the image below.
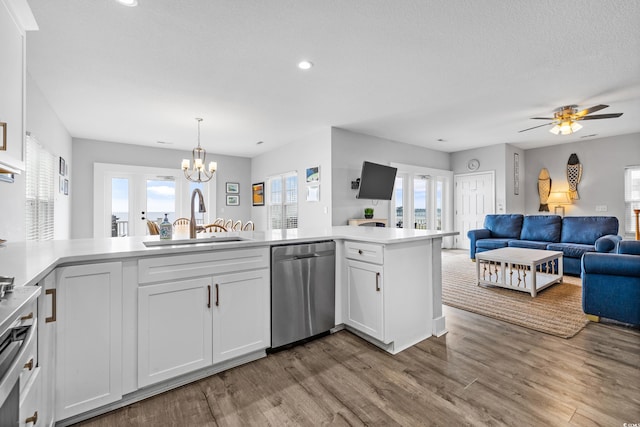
[213,218,225,225]
[242,221,254,231]
[202,223,228,232]
[146,220,160,235]
[232,220,243,231]
[224,219,233,229]
[173,218,190,227]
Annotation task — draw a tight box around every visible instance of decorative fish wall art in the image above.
[567,153,582,200]
[538,168,551,211]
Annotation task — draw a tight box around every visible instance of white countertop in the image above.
[0,226,457,289]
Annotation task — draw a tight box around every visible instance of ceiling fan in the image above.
[519,104,623,135]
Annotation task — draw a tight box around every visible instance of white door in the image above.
[454,171,495,249]
[94,163,215,238]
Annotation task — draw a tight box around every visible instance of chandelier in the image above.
[181,118,217,183]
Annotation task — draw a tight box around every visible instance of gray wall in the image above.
[72,138,251,238]
[331,128,450,226]
[524,132,640,236]
[251,128,332,230]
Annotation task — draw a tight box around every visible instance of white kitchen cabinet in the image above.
[345,259,385,342]
[54,262,122,421]
[19,368,41,427]
[212,269,270,364]
[342,239,434,354]
[37,271,56,427]
[138,278,213,388]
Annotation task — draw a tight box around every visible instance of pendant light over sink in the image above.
[181,118,217,183]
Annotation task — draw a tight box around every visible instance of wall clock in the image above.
[467,159,480,171]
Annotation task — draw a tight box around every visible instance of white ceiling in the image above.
[25,0,640,158]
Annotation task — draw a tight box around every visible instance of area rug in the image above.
[441,250,588,338]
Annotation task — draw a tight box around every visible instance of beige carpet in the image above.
[441,250,588,338]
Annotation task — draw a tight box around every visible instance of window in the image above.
[624,166,640,235]
[25,135,56,241]
[268,171,298,229]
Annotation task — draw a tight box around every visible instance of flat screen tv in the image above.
[356,161,398,200]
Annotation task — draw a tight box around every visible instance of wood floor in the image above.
[76,305,640,426]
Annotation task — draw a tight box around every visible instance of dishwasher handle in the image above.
[293,253,320,260]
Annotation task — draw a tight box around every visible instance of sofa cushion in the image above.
[508,240,551,250]
[476,238,512,250]
[618,240,640,255]
[484,214,523,239]
[547,242,595,259]
[560,216,619,244]
[520,215,561,242]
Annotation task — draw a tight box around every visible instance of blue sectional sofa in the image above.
[467,215,620,276]
[582,240,640,326]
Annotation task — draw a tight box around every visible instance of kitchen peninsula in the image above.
[0,226,455,426]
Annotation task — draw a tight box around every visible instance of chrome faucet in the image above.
[190,188,206,238]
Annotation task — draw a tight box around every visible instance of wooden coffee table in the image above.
[475,247,563,297]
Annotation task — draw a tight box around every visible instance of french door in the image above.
[391,164,452,234]
[93,163,214,237]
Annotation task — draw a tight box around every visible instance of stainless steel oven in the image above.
[0,277,38,426]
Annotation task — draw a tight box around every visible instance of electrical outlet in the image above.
[595,205,608,212]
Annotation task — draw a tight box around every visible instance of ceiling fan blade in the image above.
[576,104,609,117]
[578,113,623,120]
[530,117,555,120]
[518,122,554,132]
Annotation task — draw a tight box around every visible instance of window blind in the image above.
[268,171,298,230]
[25,135,56,241]
[624,166,640,235]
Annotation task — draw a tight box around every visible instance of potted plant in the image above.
[364,208,374,219]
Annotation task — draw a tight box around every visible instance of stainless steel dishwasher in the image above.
[271,240,335,349]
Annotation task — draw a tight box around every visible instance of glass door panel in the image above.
[413,177,428,229]
[144,179,177,232]
[394,176,404,228]
[111,178,129,237]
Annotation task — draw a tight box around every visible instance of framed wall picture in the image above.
[63,179,69,195]
[226,182,239,194]
[59,157,66,176]
[226,195,239,206]
[307,185,320,202]
[514,153,520,195]
[306,166,319,183]
[0,122,6,151]
[252,182,265,206]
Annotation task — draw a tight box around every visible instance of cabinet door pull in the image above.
[215,284,219,306]
[207,285,211,308]
[20,312,34,321]
[46,288,57,323]
[24,358,34,371]
[25,411,38,424]
[375,272,381,292]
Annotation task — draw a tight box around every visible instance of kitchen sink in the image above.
[143,236,249,247]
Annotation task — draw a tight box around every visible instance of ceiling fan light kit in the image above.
[519,104,623,135]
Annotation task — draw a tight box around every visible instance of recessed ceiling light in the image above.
[298,61,313,70]
[116,0,138,7]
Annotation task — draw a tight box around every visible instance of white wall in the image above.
[524,132,640,235]
[251,128,332,231]
[72,138,251,238]
[331,128,450,226]
[27,73,73,240]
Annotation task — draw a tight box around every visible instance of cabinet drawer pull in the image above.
[20,312,34,321]
[25,411,38,424]
[46,288,57,323]
[215,284,219,306]
[24,358,34,371]
[207,285,211,308]
[375,272,381,292]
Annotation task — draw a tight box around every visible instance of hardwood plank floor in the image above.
[77,304,640,427]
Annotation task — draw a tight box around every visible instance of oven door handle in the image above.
[0,322,36,406]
